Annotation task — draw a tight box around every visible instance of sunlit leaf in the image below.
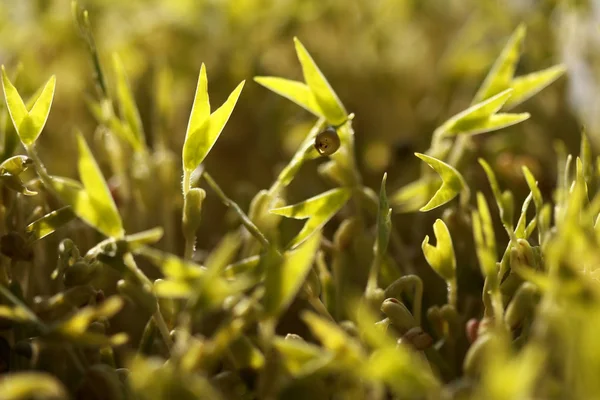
[123,228,164,252]
[473,24,526,103]
[505,65,567,109]
[184,63,210,146]
[264,231,321,318]
[294,38,347,125]
[270,188,351,248]
[422,219,456,281]
[154,279,193,299]
[0,372,67,400]
[254,77,323,117]
[113,54,145,151]
[434,89,515,137]
[74,133,124,238]
[49,176,122,239]
[182,79,245,171]
[415,153,466,211]
[25,206,76,242]
[1,66,56,146]
[135,246,205,280]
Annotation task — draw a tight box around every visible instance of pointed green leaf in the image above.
[294,38,347,125]
[25,206,76,242]
[270,188,351,249]
[49,176,122,238]
[76,133,124,238]
[1,66,28,131]
[473,24,526,103]
[182,80,245,171]
[479,158,514,229]
[375,174,392,259]
[460,112,530,136]
[123,228,164,252]
[184,64,210,143]
[515,192,534,239]
[254,77,323,117]
[113,54,145,150]
[415,153,466,211]
[434,89,514,137]
[264,231,321,318]
[505,65,567,109]
[0,372,67,400]
[154,279,193,299]
[135,247,204,280]
[422,219,456,281]
[522,166,543,214]
[472,193,497,278]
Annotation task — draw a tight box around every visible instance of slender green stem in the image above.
[447,278,458,309]
[204,172,271,250]
[182,168,191,197]
[183,235,195,260]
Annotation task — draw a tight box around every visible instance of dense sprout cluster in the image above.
[0,1,599,400]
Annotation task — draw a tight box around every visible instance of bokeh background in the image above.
[0,0,598,303]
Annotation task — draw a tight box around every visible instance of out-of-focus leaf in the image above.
[25,206,75,242]
[113,54,145,151]
[0,175,37,196]
[301,311,365,364]
[472,193,497,278]
[522,166,543,213]
[294,38,347,125]
[153,279,193,299]
[227,336,265,370]
[271,188,351,249]
[263,231,321,318]
[0,305,32,323]
[1,66,56,146]
[415,153,466,211]
[473,24,526,103]
[434,89,517,137]
[0,372,67,400]
[254,77,323,117]
[54,296,124,335]
[505,65,567,109]
[135,247,205,280]
[205,232,241,272]
[422,219,456,281]
[182,72,244,171]
[273,336,334,377]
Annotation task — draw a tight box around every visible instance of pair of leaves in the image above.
[473,24,566,109]
[271,187,351,249]
[50,133,124,238]
[1,66,56,147]
[182,64,245,173]
[422,219,456,282]
[255,38,347,126]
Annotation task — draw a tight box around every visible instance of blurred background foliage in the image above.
[0,0,598,367]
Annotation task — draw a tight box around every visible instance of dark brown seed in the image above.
[314,127,341,156]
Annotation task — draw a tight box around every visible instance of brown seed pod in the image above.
[314,126,341,156]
